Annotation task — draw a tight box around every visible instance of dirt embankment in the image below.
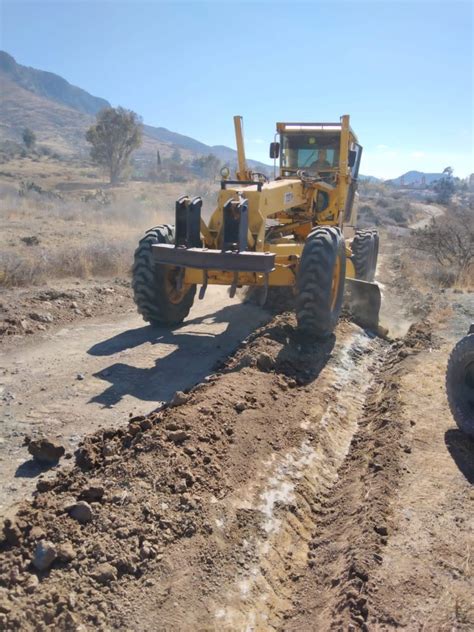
[2,309,471,631]
[0,279,133,342]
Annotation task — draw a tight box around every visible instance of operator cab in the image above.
[280,132,340,180]
[270,121,362,184]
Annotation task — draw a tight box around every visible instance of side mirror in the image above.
[348,149,357,168]
[270,142,280,159]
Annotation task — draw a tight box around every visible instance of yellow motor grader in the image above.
[132,115,381,338]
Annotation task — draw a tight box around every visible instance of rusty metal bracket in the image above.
[175,267,185,291]
[153,244,275,274]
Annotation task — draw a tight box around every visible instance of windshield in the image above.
[280,133,340,174]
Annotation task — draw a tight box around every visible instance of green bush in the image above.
[388,207,406,224]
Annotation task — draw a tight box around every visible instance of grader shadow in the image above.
[86,303,268,408]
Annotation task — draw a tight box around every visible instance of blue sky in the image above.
[1,0,472,178]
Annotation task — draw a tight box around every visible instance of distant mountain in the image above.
[359,174,381,183]
[0,68,178,160]
[0,73,97,154]
[0,51,268,169]
[142,125,249,165]
[0,51,110,116]
[387,170,443,186]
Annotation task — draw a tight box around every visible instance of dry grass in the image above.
[0,185,161,288]
[397,239,473,294]
[0,241,133,287]
[0,172,220,288]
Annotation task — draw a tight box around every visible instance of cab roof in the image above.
[276,120,358,142]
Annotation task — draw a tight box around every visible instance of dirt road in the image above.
[1,309,472,631]
[410,202,444,229]
[0,287,269,515]
[0,202,473,629]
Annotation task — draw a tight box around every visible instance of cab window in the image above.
[281,133,340,174]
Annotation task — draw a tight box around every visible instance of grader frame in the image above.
[153,115,361,299]
[134,114,380,337]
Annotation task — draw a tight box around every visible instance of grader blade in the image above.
[344,278,381,332]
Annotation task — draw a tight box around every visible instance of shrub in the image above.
[388,208,406,224]
[22,128,36,149]
[412,205,473,287]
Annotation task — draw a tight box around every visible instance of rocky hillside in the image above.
[0,72,97,155]
[0,51,110,116]
[0,51,267,168]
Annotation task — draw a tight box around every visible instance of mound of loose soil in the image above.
[0,279,132,342]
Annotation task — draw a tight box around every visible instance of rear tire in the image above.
[446,333,474,438]
[296,227,346,339]
[351,230,378,282]
[132,225,196,326]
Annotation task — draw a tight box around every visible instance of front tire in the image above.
[132,225,196,326]
[446,332,474,438]
[296,227,346,339]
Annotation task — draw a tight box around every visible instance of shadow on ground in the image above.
[87,303,268,408]
[15,459,57,479]
[445,428,474,484]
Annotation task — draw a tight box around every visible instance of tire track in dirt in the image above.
[211,331,383,629]
[285,321,434,631]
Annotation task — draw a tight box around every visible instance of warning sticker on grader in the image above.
[284,191,294,204]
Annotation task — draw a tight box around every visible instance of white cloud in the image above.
[376,144,390,150]
[411,151,425,158]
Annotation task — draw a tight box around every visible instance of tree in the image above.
[86,107,142,184]
[433,167,455,205]
[22,128,36,149]
[170,148,182,164]
[412,205,473,282]
[192,153,221,178]
[442,166,453,177]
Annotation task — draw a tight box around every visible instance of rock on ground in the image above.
[32,540,57,571]
[26,436,65,465]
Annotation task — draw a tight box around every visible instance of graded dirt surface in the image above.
[1,306,473,631]
[0,287,269,515]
